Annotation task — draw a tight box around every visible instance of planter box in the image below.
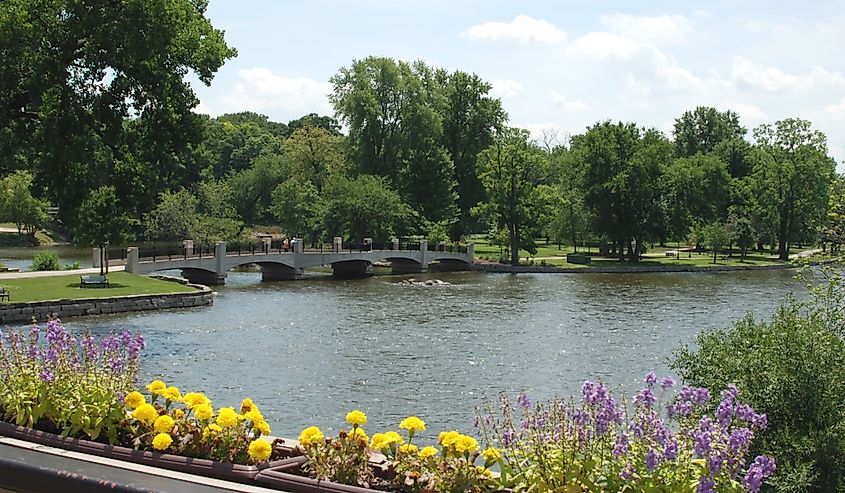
[0,420,294,485]
[255,458,385,493]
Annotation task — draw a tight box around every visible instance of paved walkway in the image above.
[0,265,125,280]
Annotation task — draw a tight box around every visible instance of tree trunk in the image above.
[627,240,637,263]
[778,206,790,261]
[510,225,519,266]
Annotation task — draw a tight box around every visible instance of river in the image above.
[28,267,802,441]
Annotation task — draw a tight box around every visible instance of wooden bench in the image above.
[80,275,109,288]
[0,287,9,301]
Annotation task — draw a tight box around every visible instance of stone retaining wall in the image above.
[0,277,213,325]
[469,262,798,274]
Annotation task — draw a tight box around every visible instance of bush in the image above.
[672,290,845,492]
[30,251,61,271]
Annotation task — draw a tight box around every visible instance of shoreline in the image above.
[0,275,213,324]
[467,261,801,274]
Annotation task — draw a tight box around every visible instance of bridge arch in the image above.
[330,259,373,278]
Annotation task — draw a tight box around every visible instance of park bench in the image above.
[80,275,109,288]
[0,287,9,301]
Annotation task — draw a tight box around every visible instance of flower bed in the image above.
[0,322,776,492]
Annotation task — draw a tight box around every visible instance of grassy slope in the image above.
[0,272,198,303]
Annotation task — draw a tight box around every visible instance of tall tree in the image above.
[673,107,746,158]
[0,170,49,234]
[576,122,672,262]
[73,186,133,275]
[329,57,457,224]
[477,128,547,265]
[437,70,505,239]
[284,125,347,192]
[750,118,836,260]
[0,0,236,227]
[322,175,411,242]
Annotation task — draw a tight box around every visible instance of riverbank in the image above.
[0,273,213,324]
[468,261,799,274]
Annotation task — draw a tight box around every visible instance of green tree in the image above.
[0,0,236,224]
[437,70,505,239]
[750,119,836,260]
[673,106,746,158]
[323,175,411,242]
[731,215,756,260]
[0,170,48,234]
[283,125,347,192]
[329,57,457,224]
[270,178,324,244]
[73,186,133,275]
[193,180,243,243]
[143,189,199,241]
[701,221,730,263]
[575,122,672,262]
[226,154,289,225]
[477,128,547,265]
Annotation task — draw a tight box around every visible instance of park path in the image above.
[0,265,125,280]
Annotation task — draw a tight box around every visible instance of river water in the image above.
[37,268,802,441]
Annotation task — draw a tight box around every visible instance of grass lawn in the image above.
[0,272,198,303]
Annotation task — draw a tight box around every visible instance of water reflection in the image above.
[49,269,801,441]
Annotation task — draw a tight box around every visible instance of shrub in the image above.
[672,289,845,492]
[477,376,775,492]
[30,251,61,271]
[0,320,143,442]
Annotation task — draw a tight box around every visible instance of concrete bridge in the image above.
[125,239,474,285]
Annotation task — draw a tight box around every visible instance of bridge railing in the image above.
[106,247,126,261]
[229,241,267,256]
[137,245,217,261]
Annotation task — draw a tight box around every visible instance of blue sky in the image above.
[190,1,845,167]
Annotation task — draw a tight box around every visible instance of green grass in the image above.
[0,272,198,303]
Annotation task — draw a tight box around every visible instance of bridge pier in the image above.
[260,263,304,281]
[332,260,373,279]
[390,258,427,275]
[180,268,226,285]
[429,259,470,272]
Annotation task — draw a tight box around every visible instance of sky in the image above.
[189,0,845,168]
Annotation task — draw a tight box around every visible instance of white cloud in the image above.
[725,102,768,125]
[825,98,845,118]
[549,91,591,112]
[462,15,567,44]
[192,102,215,116]
[221,67,332,116]
[731,57,845,92]
[491,79,525,99]
[599,13,693,44]
[565,31,645,60]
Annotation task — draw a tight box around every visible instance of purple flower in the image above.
[664,438,678,460]
[721,384,739,401]
[644,372,657,387]
[634,388,656,409]
[660,376,675,390]
[717,397,734,427]
[744,456,776,492]
[729,428,753,452]
[502,429,516,448]
[40,367,55,383]
[645,449,660,471]
[46,348,58,363]
[517,394,532,409]
[613,432,629,458]
[697,476,715,493]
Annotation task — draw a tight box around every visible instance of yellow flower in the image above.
[173,409,185,419]
[244,408,264,423]
[132,403,159,425]
[454,435,479,454]
[254,419,271,436]
[146,380,166,395]
[298,426,324,447]
[241,398,255,414]
[370,433,388,450]
[162,386,182,402]
[154,415,175,434]
[183,392,211,409]
[476,466,494,478]
[152,433,172,450]
[399,416,426,433]
[216,407,239,428]
[348,427,368,443]
[248,438,272,462]
[345,410,367,426]
[482,447,502,461]
[202,424,223,441]
[124,391,145,409]
[419,446,438,459]
[384,431,405,446]
[438,431,460,448]
[194,404,214,421]
[399,444,418,454]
